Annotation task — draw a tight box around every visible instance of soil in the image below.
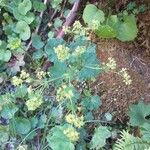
[91,1,150,121]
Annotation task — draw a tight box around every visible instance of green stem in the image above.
[85,65,103,70]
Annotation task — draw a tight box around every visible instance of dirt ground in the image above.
[91,1,150,121]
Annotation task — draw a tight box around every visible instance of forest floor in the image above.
[90,0,150,121]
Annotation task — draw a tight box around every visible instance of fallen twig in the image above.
[56,0,81,38]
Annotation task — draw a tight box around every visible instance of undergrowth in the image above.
[0,0,149,150]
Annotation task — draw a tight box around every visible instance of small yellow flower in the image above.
[65,114,76,124]
[56,85,74,102]
[119,68,132,85]
[91,20,100,30]
[105,57,117,70]
[7,37,21,50]
[20,70,29,80]
[64,127,79,142]
[73,115,84,128]
[73,46,86,56]
[12,76,23,86]
[54,45,70,61]
[36,70,46,79]
[26,97,43,111]
[65,114,84,128]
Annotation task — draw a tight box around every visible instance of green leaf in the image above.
[54,18,63,28]
[1,104,18,119]
[49,61,68,78]
[15,85,28,98]
[13,8,35,24]
[128,101,150,127]
[105,112,113,121]
[78,43,101,80]
[32,49,44,60]
[45,38,64,61]
[141,123,150,142]
[0,125,9,147]
[83,4,105,26]
[32,34,44,49]
[38,114,47,128]
[48,31,55,39]
[90,126,111,149]
[95,25,117,38]
[117,15,138,41]
[0,50,11,62]
[82,95,102,111]
[30,117,38,128]
[47,125,75,150]
[16,21,31,40]
[33,1,46,12]
[18,0,32,15]
[0,41,11,62]
[12,118,31,135]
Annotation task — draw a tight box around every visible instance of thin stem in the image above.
[26,0,48,51]
[85,65,103,70]
[85,120,115,124]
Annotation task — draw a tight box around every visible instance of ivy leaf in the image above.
[11,117,31,135]
[18,0,32,15]
[83,4,105,26]
[90,126,111,149]
[32,34,44,49]
[1,104,18,119]
[127,101,150,127]
[117,15,138,41]
[47,125,75,150]
[16,21,31,40]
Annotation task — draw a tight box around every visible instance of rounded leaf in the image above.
[15,118,31,135]
[16,21,31,40]
[83,4,105,26]
[18,0,32,15]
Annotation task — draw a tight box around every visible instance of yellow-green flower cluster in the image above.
[20,70,30,80]
[26,96,43,111]
[73,46,86,56]
[56,85,74,101]
[12,76,23,86]
[104,57,117,70]
[36,70,46,79]
[12,70,30,86]
[119,68,132,85]
[7,37,21,50]
[64,127,79,142]
[54,45,70,61]
[63,21,88,37]
[65,114,84,128]
[91,20,100,30]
